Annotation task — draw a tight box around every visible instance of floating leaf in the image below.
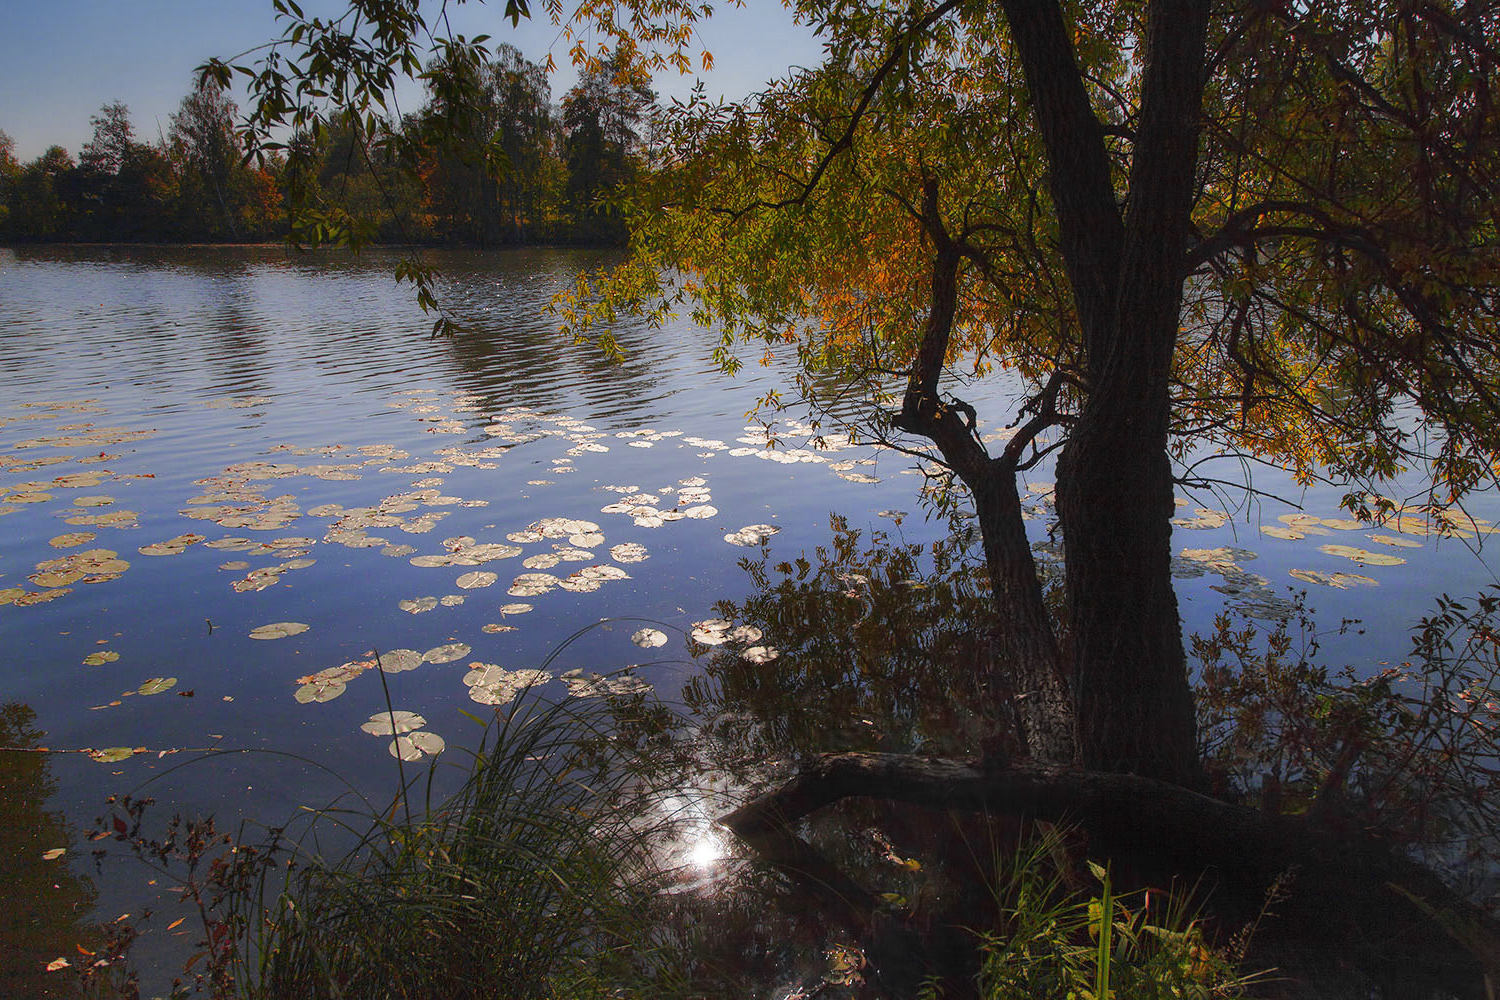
[1317,544,1407,566]
[389,731,445,760]
[87,747,137,763]
[294,679,346,703]
[46,958,71,972]
[499,603,533,615]
[729,625,764,644]
[49,532,96,548]
[481,623,517,633]
[609,543,649,563]
[82,651,119,666]
[375,649,423,674]
[422,643,471,664]
[690,619,734,645]
[632,628,668,648]
[361,710,426,736]
[560,669,652,699]
[1366,533,1422,549]
[1259,525,1304,540]
[398,596,438,614]
[440,594,465,606]
[1289,568,1379,589]
[41,847,65,861]
[724,524,780,547]
[138,533,205,556]
[249,621,310,640]
[508,573,558,597]
[464,665,551,705]
[742,646,781,664]
[72,495,114,507]
[138,677,176,696]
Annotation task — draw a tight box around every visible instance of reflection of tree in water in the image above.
[686,514,1027,764]
[666,517,1061,997]
[0,703,98,999]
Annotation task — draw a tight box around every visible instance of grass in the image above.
[964,827,1264,1000]
[129,692,697,1000]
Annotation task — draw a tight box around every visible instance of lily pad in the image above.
[398,596,438,614]
[375,649,423,674]
[249,621,310,640]
[49,532,96,548]
[1317,544,1407,566]
[82,651,119,666]
[632,628,668,648]
[294,678,347,703]
[610,543,649,563]
[499,603,533,615]
[361,710,426,736]
[724,524,781,547]
[422,642,471,664]
[138,677,176,696]
[440,594,466,607]
[389,731,445,760]
[690,619,734,645]
[1289,568,1379,589]
[742,645,781,664]
[139,533,206,556]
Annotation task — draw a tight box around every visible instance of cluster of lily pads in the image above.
[10,386,1488,775]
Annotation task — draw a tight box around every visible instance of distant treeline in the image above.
[0,45,652,247]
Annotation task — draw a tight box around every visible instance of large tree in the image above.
[212,1,1500,789]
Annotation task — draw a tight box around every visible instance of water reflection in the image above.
[0,704,98,999]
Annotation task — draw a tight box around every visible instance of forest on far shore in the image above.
[0,44,649,247]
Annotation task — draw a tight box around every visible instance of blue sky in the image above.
[0,1,823,162]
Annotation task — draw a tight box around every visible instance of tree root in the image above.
[719,751,1500,997]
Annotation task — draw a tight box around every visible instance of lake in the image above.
[2,244,1496,986]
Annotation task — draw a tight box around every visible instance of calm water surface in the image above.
[2,245,1496,980]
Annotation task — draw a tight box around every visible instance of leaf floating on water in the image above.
[381,543,417,558]
[729,625,764,644]
[4,491,52,504]
[481,623,517,633]
[72,495,114,507]
[499,603,533,615]
[464,665,551,705]
[1317,544,1406,566]
[690,619,734,645]
[49,532,97,548]
[0,587,26,606]
[138,677,176,696]
[568,531,606,548]
[522,553,560,569]
[87,747,138,763]
[422,643,471,664]
[632,628,668,648]
[1319,518,1366,530]
[389,731,445,760]
[742,645,780,664]
[1289,568,1379,589]
[398,596,438,614]
[376,649,423,674]
[609,543,649,563]
[139,533,206,556]
[1259,525,1304,540]
[1366,533,1422,549]
[361,710,426,736]
[249,621,310,640]
[82,651,119,666]
[681,505,717,519]
[508,573,558,597]
[440,594,465,606]
[560,669,652,699]
[41,847,65,861]
[294,678,346,703]
[724,524,781,547]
